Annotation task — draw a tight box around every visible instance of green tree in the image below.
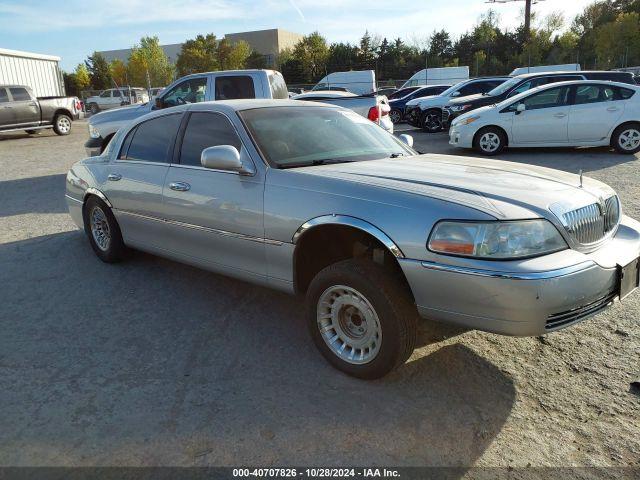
[246,51,267,69]
[291,32,329,82]
[109,59,128,86]
[127,36,174,88]
[75,63,91,91]
[223,40,251,70]
[176,33,219,76]
[594,11,640,68]
[84,52,111,89]
[429,30,454,61]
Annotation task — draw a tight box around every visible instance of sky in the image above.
[0,0,595,71]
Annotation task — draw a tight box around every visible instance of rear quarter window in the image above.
[9,87,31,101]
[215,76,256,100]
[617,87,635,100]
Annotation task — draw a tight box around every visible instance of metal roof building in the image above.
[0,48,65,97]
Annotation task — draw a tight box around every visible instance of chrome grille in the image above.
[562,195,619,245]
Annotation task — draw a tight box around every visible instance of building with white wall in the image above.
[0,48,65,96]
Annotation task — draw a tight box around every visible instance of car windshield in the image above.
[239,106,416,168]
[486,76,521,96]
[439,80,469,97]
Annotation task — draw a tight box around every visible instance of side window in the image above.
[509,80,533,97]
[120,114,182,163]
[0,88,8,103]
[162,77,208,108]
[9,87,30,101]
[617,87,635,100]
[179,112,242,167]
[517,86,571,111]
[458,82,480,96]
[215,76,256,100]
[100,90,111,98]
[574,85,616,105]
[474,81,499,94]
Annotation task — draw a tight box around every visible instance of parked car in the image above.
[375,87,398,98]
[0,84,81,135]
[387,86,421,100]
[149,87,165,99]
[85,69,289,156]
[292,91,394,133]
[388,84,451,124]
[444,70,637,128]
[66,99,640,379]
[449,80,640,155]
[404,77,509,132]
[85,88,149,114]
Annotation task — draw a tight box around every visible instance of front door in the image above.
[511,85,571,144]
[104,112,183,247]
[161,111,266,278]
[568,84,625,142]
[8,87,39,125]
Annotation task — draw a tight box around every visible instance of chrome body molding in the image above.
[291,214,404,258]
[419,260,601,280]
[84,187,112,208]
[118,209,284,246]
[64,194,83,204]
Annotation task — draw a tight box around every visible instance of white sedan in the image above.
[449,80,640,155]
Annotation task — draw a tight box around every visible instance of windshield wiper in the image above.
[279,158,356,169]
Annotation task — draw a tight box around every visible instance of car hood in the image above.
[89,103,150,125]
[293,154,616,220]
[405,95,440,107]
[454,104,495,123]
[449,93,485,104]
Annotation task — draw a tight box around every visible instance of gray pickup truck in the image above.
[85,69,289,156]
[0,85,81,135]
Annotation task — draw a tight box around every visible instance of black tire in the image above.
[389,109,403,124]
[473,126,506,156]
[83,196,127,263]
[90,103,100,114]
[52,114,72,136]
[25,129,38,135]
[406,110,419,127]
[421,109,444,133]
[611,123,640,154]
[306,259,418,379]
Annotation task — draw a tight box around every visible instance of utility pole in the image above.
[485,0,545,41]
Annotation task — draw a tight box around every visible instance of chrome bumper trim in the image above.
[419,260,600,280]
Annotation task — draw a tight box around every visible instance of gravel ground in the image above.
[0,122,639,469]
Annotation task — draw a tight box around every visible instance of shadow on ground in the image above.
[0,174,68,217]
[0,231,515,467]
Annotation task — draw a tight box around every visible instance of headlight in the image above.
[450,104,472,112]
[454,116,479,126]
[88,124,101,139]
[428,220,567,259]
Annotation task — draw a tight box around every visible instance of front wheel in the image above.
[389,109,403,124]
[421,109,443,133]
[612,123,640,154]
[83,196,127,262]
[53,114,72,135]
[306,259,418,379]
[89,103,100,115]
[473,126,506,156]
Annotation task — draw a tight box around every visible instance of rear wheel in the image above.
[83,196,127,263]
[306,259,418,379]
[53,114,72,135]
[612,123,640,154]
[421,109,443,133]
[473,126,506,156]
[389,109,402,124]
[89,103,100,114]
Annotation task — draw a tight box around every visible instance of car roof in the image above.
[513,70,630,79]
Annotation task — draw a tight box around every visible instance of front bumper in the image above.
[448,123,475,149]
[399,216,640,336]
[84,136,104,157]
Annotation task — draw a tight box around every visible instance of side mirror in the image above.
[201,145,251,174]
[450,91,460,97]
[516,103,526,114]
[398,134,414,148]
[154,97,164,109]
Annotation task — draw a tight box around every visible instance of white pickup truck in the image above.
[85,69,289,156]
[291,91,393,133]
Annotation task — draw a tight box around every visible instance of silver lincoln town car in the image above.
[66,99,640,379]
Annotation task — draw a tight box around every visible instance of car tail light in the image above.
[75,98,82,112]
[367,106,380,122]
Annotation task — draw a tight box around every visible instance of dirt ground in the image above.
[0,121,638,469]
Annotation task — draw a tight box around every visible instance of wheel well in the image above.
[610,121,640,144]
[474,125,509,146]
[293,225,414,300]
[53,109,72,119]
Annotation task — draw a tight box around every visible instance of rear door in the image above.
[568,84,625,142]
[8,87,39,125]
[510,85,571,144]
[104,112,183,247]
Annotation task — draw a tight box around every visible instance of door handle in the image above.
[606,107,619,112]
[107,173,122,181]
[553,113,567,118]
[169,182,191,192]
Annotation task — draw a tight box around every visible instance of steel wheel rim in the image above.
[390,110,401,123]
[57,117,71,133]
[317,285,382,365]
[423,113,442,131]
[480,132,500,152]
[90,206,111,251]
[619,129,640,151]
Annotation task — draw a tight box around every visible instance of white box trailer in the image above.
[312,70,376,95]
[0,48,65,97]
[510,64,581,76]
[401,66,469,88]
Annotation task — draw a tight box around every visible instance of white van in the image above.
[510,64,581,76]
[312,70,376,95]
[401,67,469,88]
